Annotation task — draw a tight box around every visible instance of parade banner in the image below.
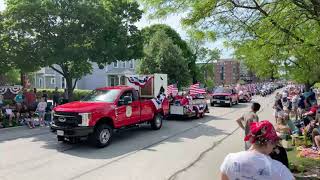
[127,76,154,88]
[0,86,22,95]
[151,94,166,110]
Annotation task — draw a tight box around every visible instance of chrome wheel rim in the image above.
[155,116,162,127]
[100,129,111,144]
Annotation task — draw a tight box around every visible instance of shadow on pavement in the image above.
[21,115,230,161]
[1,102,250,164]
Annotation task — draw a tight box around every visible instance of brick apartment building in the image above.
[214,59,240,86]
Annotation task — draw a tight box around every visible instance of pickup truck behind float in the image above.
[51,74,169,148]
[210,87,239,107]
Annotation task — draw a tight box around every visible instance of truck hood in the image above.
[212,93,232,96]
[54,101,113,113]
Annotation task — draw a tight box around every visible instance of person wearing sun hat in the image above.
[220,120,294,180]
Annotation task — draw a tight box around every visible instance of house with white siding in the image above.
[31,60,137,90]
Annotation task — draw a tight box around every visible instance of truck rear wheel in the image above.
[90,124,113,148]
[151,114,163,130]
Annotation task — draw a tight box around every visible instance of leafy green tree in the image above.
[0,12,12,74]
[141,24,197,83]
[140,0,320,88]
[0,69,20,86]
[2,0,143,98]
[138,30,190,87]
[187,31,220,87]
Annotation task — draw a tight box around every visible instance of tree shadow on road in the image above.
[19,115,231,162]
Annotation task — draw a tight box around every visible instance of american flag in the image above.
[167,84,178,95]
[189,83,206,95]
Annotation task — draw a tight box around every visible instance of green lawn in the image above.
[287,148,320,179]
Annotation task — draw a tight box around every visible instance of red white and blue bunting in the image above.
[151,94,166,110]
[127,76,153,88]
[0,86,23,95]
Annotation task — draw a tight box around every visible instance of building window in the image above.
[129,60,134,69]
[220,66,224,81]
[39,78,43,88]
[109,75,119,86]
[120,76,126,85]
[61,77,66,89]
[50,78,56,84]
[113,61,118,68]
[121,61,126,68]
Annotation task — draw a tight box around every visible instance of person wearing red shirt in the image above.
[24,89,37,110]
[304,104,318,117]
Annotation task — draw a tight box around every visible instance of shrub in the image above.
[35,89,92,101]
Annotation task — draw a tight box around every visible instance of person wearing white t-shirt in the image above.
[36,97,47,126]
[220,120,295,180]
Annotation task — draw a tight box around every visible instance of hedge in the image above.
[36,89,92,101]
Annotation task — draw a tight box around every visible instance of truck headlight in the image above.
[79,113,92,126]
[225,96,230,100]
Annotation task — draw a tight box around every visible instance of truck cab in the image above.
[52,85,169,148]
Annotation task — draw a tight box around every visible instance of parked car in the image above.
[210,87,239,107]
[51,86,169,148]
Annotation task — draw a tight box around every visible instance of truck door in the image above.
[118,90,141,126]
[130,90,141,124]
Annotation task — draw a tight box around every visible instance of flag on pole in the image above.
[189,83,206,95]
[167,84,178,96]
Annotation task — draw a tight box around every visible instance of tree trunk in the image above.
[20,71,24,87]
[65,76,74,101]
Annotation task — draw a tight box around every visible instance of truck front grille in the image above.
[53,111,82,127]
[213,96,226,100]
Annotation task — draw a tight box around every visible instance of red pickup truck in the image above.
[210,87,239,107]
[51,86,169,148]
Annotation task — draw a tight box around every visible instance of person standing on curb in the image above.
[236,102,261,150]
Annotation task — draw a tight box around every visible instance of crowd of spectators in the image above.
[273,85,320,151]
[0,87,68,128]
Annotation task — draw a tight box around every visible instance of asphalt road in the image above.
[0,92,277,180]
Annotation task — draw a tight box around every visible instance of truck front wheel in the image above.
[90,124,113,148]
[151,114,163,130]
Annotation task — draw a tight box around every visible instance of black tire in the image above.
[90,124,113,148]
[57,135,64,141]
[211,102,215,106]
[151,114,163,130]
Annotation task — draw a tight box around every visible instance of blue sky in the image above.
[0,0,233,58]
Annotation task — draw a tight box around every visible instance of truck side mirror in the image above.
[118,95,133,106]
[123,96,132,105]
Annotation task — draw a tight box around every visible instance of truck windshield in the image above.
[214,88,232,94]
[81,90,120,102]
